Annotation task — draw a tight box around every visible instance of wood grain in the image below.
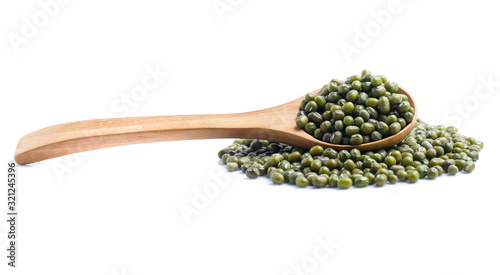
[14,87,417,164]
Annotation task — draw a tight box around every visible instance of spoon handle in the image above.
[14,112,273,164]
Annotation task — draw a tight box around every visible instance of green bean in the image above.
[447,165,459,175]
[407,170,420,183]
[338,177,352,189]
[296,115,308,128]
[426,167,439,179]
[270,172,285,184]
[295,176,309,187]
[354,176,370,187]
[246,167,260,179]
[226,162,239,172]
[312,175,329,188]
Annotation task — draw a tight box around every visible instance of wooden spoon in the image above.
[14,87,417,164]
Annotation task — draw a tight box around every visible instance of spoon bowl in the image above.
[292,86,418,151]
[14,87,417,164]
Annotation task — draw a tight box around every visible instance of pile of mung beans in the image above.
[218,119,483,188]
[296,70,415,145]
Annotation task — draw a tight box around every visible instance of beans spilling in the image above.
[217,120,482,188]
[296,70,415,145]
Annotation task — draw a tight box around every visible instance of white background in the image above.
[1,0,499,274]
